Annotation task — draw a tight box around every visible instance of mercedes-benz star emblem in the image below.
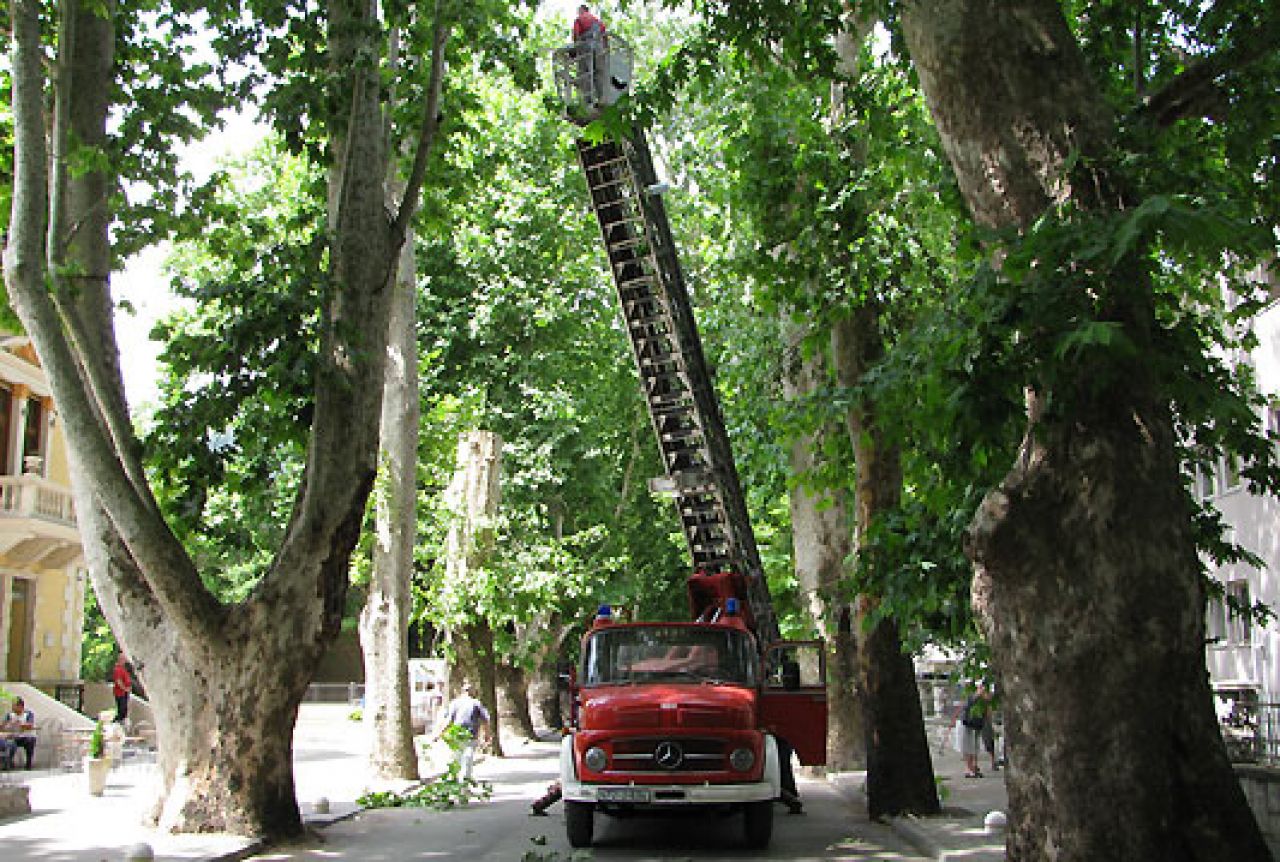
[654,740,683,770]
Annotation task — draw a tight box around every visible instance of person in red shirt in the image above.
[572,5,605,41]
[112,652,133,723]
[571,5,607,104]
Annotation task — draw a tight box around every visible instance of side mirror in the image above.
[558,664,577,691]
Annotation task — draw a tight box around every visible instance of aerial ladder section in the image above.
[552,38,780,647]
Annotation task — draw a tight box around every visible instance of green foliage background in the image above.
[52,0,1280,680]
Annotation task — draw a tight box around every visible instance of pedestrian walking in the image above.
[436,682,490,781]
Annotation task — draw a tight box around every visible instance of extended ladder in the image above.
[576,131,780,647]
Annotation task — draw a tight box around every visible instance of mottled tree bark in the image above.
[781,321,864,770]
[359,227,421,781]
[901,1,1268,858]
[444,431,505,757]
[528,617,572,732]
[497,660,537,741]
[2,0,435,837]
[832,308,939,819]
[456,620,504,757]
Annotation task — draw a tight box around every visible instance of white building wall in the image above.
[1205,297,1280,706]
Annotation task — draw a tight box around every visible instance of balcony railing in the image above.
[0,474,77,526]
[1216,700,1280,764]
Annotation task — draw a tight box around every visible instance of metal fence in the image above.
[303,682,365,705]
[1218,700,1280,764]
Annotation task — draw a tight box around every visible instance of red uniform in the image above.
[112,660,133,722]
[573,9,605,42]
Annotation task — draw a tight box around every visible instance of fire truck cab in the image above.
[560,571,827,849]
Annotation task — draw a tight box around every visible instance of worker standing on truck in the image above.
[572,4,607,105]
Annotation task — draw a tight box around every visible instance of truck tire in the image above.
[743,799,773,848]
[566,800,594,848]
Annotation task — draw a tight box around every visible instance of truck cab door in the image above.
[759,641,827,766]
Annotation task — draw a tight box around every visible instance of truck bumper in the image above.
[559,734,781,805]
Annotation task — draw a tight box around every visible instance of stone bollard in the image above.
[123,843,154,861]
[0,785,32,817]
[984,810,1008,835]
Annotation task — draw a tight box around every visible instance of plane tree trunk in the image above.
[357,13,447,781]
[456,620,504,757]
[781,321,863,770]
[529,617,572,732]
[900,2,1269,858]
[497,660,537,741]
[359,228,423,781]
[832,306,939,819]
[3,0,442,838]
[444,431,505,757]
[820,9,938,817]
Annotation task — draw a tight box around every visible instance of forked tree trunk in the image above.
[781,320,864,770]
[832,308,939,818]
[3,0,424,836]
[901,1,1268,858]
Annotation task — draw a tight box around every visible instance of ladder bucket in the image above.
[551,35,633,122]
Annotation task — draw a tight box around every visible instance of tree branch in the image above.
[391,0,451,245]
[6,0,223,644]
[1136,11,1279,129]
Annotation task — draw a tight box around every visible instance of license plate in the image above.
[597,786,651,803]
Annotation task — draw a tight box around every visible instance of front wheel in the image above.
[743,799,774,848]
[566,800,594,848]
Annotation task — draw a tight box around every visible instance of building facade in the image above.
[0,336,85,684]
[1201,276,1280,744]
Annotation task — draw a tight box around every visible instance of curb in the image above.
[826,770,1005,862]
[202,769,452,862]
[203,805,367,862]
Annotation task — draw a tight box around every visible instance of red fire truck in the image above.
[550,37,829,849]
[559,575,827,848]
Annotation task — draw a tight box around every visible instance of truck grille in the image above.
[609,737,725,773]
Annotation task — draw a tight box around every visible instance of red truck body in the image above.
[559,570,827,848]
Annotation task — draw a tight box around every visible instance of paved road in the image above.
[2,704,993,861]
[248,739,929,862]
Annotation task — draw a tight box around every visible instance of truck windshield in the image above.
[581,626,759,687]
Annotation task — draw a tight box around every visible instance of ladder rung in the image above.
[647,371,691,390]
[633,329,676,348]
[606,215,646,234]
[649,398,692,415]
[640,358,683,373]
[584,155,630,175]
[589,176,634,196]
[608,237,647,253]
[628,315,670,331]
[651,405,694,422]
[619,274,658,291]
[619,277,660,297]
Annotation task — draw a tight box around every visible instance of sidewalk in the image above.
[829,733,1008,862]
[2,703,1009,861]
[0,703,384,862]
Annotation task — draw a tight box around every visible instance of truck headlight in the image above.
[729,747,755,772]
[584,746,608,772]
